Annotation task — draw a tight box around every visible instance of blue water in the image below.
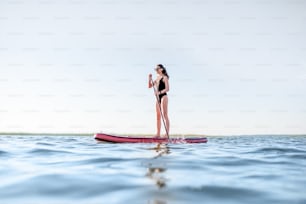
[0,135,305,204]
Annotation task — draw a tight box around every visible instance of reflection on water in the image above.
[146,166,167,189]
[146,144,170,189]
[150,143,171,159]
[148,199,167,204]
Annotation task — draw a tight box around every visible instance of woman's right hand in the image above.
[148,74,154,88]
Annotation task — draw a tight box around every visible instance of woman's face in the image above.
[155,66,163,75]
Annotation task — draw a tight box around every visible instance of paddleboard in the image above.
[94,133,208,143]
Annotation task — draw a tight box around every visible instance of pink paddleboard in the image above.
[94,133,208,144]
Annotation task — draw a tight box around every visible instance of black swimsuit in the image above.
[158,77,167,103]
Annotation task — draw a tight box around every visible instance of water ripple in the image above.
[0,135,305,204]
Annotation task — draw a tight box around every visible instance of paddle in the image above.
[150,78,169,139]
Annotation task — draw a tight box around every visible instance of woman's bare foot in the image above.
[162,134,168,138]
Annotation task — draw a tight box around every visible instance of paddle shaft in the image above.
[151,78,169,139]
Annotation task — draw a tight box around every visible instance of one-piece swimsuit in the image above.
[158,77,167,103]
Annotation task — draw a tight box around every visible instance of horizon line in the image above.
[0,132,305,137]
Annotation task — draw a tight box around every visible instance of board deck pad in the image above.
[94,133,208,144]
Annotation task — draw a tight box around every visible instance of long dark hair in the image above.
[157,64,169,79]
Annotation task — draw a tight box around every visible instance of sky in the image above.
[0,0,306,135]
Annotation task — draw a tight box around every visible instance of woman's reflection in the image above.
[145,143,170,189]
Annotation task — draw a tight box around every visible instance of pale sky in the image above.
[1,0,306,135]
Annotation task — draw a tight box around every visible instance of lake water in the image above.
[0,135,305,204]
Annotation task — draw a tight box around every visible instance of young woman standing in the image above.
[148,64,170,137]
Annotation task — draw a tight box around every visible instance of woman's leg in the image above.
[156,101,161,137]
[161,96,170,136]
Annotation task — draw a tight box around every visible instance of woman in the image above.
[148,64,170,137]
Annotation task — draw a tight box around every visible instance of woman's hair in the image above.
[157,64,169,79]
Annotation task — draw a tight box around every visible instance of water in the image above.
[0,135,305,204]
